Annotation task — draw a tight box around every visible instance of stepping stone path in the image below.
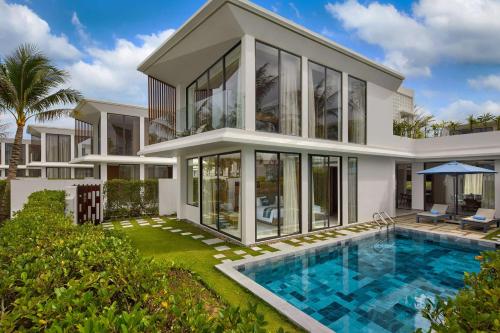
[202,238,224,245]
[152,225,162,228]
[181,232,192,236]
[269,242,294,251]
[213,254,226,259]
[234,250,247,255]
[162,226,172,230]
[243,254,253,259]
[289,238,301,243]
[170,229,182,233]
[192,235,204,239]
[123,225,133,228]
[251,246,262,251]
[221,259,232,263]
[214,245,231,251]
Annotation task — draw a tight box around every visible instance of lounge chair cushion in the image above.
[430,209,440,214]
[473,215,486,221]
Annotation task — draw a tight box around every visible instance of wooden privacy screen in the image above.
[77,184,101,224]
[75,119,93,156]
[148,76,176,144]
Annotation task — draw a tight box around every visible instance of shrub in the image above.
[419,250,500,332]
[0,190,274,332]
[104,179,159,219]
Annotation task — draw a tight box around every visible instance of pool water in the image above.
[240,230,488,333]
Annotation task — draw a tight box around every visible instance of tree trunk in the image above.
[0,124,25,222]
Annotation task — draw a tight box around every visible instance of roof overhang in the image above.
[73,99,148,124]
[70,155,177,165]
[26,162,94,168]
[138,0,404,90]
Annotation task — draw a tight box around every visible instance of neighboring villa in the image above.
[0,100,176,181]
[136,0,500,245]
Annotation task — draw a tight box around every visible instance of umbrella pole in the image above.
[454,174,459,220]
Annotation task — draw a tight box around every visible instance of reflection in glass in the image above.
[201,155,218,230]
[348,76,366,144]
[46,134,71,162]
[107,114,140,156]
[47,167,71,179]
[279,153,300,236]
[107,164,139,180]
[218,153,241,238]
[311,155,341,230]
[187,158,199,206]
[145,165,172,179]
[348,157,358,223]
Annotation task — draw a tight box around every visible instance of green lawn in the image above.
[483,227,500,240]
[110,217,304,333]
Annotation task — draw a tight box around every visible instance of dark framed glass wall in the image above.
[255,42,301,136]
[201,152,241,240]
[30,133,41,162]
[187,158,199,206]
[107,114,140,156]
[310,155,342,230]
[348,76,367,144]
[75,168,94,179]
[348,157,358,224]
[107,164,140,180]
[47,167,71,179]
[308,61,341,141]
[145,165,172,179]
[46,134,71,162]
[255,151,301,240]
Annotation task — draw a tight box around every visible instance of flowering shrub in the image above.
[0,190,273,332]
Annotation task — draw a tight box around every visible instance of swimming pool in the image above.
[231,229,495,333]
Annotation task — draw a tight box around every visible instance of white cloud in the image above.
[66,29,175,105]
[325,0,500,76]
[0,0,80,60]
[468,74,500,91]
[71,12,92,46]
[435,100,500,121]
[289,2,302,19]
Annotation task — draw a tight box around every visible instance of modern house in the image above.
[132,0,499,245]
[0,137,40,178]
[70,99,176,181]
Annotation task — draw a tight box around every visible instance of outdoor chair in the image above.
[460,208,498,233]
[416,204,449,224]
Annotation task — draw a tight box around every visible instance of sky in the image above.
[1,0,499,135]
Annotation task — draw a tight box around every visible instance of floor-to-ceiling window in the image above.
[310,155,341,230]
[348,157,358,223]
[47,167,71,179]
[30,133,41,162]
[107,164,140,180]
[201,152,241,239]
[308,62,341,141]
[46,134,71,162]
[255,42,301,136]
[424,160,495,215]
[255,151,300,240]
[107,114,140,156]
[75,168,94,179]
[145,165,172,179]
[186,44,242,134]
[396,163,412,210]
[348,76,366,144]
[187,158,199,206]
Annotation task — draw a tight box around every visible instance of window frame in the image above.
[186,157,200,207]
[254,40,302,136]
[308,154,343,231]
[347,75,367,145]
[254,150,302,241]
[106,113,141,156]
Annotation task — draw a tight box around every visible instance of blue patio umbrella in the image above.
[417,161,496,218]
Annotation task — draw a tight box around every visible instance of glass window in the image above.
[201,152,241,239]
[145,165,172,179]
[46,134,71,162]
[186,44,242,134]
[348,157,358,223]
[107,114,140,156]
[5,143,26,165]
[75,168,94,179]
[256,42,301,136]
[256,151,300,240]
[30,133,41,162]
[107,164,140,180]
[187,158,199,206]
[348,76,366,144]
[424,160,495,216]
[310,155,341,230]
[47,167,71,179]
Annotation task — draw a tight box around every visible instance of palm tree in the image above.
[495,115,500,131]
[466,114,477,133]
[0,44,81,220]
[0,123,8,139]
[446,121,460,136]
[477,112,494,129]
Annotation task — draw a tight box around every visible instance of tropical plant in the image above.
[0,44,81,221]
[495,115,500,131]
[477,112,495,129]
[466,114,477,133]
[446,121,460,135]
[419,250,500,332]
[0,122,8,139]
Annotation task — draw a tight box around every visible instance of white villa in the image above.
[135,0,500,245]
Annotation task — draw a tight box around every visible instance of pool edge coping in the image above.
[216,226,498,333]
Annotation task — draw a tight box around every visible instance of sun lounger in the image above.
[416,204,449,224]
[460,208,497,233]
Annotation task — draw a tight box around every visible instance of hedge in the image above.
[419,250,500,332]
[0,179,10,222]
[104,179,159,219]
[0,190,276,332]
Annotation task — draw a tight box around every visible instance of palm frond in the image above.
[32,108,73,122]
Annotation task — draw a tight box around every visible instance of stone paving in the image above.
[101,213,498,265]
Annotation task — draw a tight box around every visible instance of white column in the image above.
[100,112,108,156]
[70,134,75,179]
[495,160,500,218]
[301,56,308,138]
[241,34,256,131]
[24,143,29,166]
[176,155,185,220]
[241,146,255,245]
[176,84,182,133]
[412,162,424,210]
[100,163,107,182]
[40,133,47,178]
[301,153,309,234]
[139,117,145,154]
[342,72,349,143]
[342,156,349,225]
[0,142,4,178]
[139,164,145,180]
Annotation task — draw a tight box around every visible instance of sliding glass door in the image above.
[310,155,341,230]
[348,157,358,223]
[201,152,241,239]
[255,151,300,240]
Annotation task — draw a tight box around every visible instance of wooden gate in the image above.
[77,184,101,224]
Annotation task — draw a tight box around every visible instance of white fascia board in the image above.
[70,155,176,165]
[139,128,415,158]
[0,165,27,169]
[27,162,94,168]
